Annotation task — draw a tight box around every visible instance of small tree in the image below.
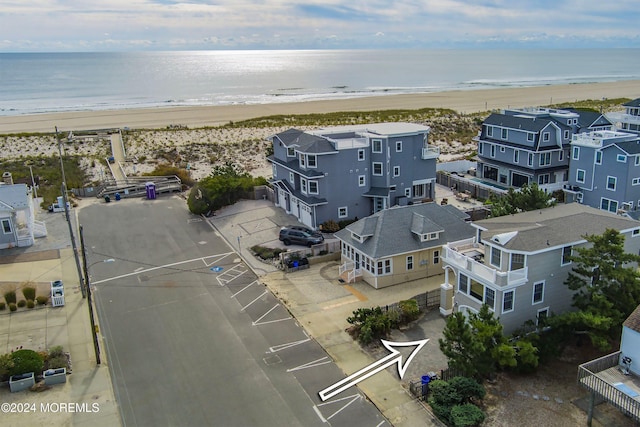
[488,183,555,218]
[439,312,484,378]
[21,286,36,301]
[9,349,44,376]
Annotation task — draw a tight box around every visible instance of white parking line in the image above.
[268,338,311,353]
[313,394,362,423]
[230,280,258,298]
[240,290,268,311]
[252,304,292,326]
[286,357,331,372]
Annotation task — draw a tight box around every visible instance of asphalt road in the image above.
[80,196,387,427]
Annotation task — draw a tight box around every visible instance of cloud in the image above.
[0,0,638,51]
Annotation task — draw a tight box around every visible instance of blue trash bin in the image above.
[115,192,121,201]
[421,375,431,400]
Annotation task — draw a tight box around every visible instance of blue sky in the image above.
[1,0,638,52]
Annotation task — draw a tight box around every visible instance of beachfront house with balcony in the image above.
[578,304,640,424]
[564,130,640,213]
[267,123,439,229]
[475,108,575,193]
[440,203,640,334]
[0,183,47,248]
[334,203,475,289]
[607,98,640,136]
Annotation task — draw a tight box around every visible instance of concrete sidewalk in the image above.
[0,208,120,426]
[210,199,447,427]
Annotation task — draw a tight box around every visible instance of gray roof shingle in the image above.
[623,304,640,333]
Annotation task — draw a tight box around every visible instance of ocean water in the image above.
[1,48,640,116]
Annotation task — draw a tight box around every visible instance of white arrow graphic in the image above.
[318,339,429,402]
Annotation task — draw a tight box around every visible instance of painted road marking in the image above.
[240,291,268,311]
[313,394,362,423]
[252,304,292,326]
[268,338,311,353]
[92,253,234,285]
[216,264,248,286]
[201,253,233,267]
[230,280,258,298]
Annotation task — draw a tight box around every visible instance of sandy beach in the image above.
[1,80,639,134]
[0,80,639,183]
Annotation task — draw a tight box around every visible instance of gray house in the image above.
[441,203,640,334]
[0,184,47,249]
[607,97,640,135]
[334,203,475,289]
[565,130,640,213]
[267,123,439,228]
[476,107,612,193]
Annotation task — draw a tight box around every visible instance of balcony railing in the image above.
[578,351,640,423]
[607,112,640,126]
[422,146,440,159]
[443,245,528,287]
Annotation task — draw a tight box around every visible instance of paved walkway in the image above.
[0,206,120,426]
[209,199,448,426]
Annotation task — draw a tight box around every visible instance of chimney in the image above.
[2,172,13,185]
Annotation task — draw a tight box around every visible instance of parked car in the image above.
[282,225,324,240]
[279,228,324,247]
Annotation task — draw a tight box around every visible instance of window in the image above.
[469,279,483,301]
[381,259,391,274]
[607,176,617,191]
[478,143,484,155]
[338,206,348,218]
[485,288,495,310]
[396,141,402,152]
[490,246,501,268]
[289,172,294,184]
[433,250,440,265]
[490,144,496,158]
[393,166,400,177]
[633,229,640,237]
[617,154,627,163]
[487,126,493,137]
[543,132,550,142]
[300,178,307,193]
[539,152,551,166]
[307,155,317,168]
[572,146,580,160]
[272,164,277,178]
[358,175,366,187]
[559,150,564,161]
[528,153,534,166]
[502,290,514,313]
[636,156,640,166]
[372,139,382,153]
[532,281,545,304]
[458,273,468,294]
[308,181,318,194]
[287,147,295,157]
[561,245,572,265]
[513,150,519,163]
[633,178,640,186]
[501,128,508,139]
[405,188,411,197]
[538,174,549,185]
[601,198,618,213]
[596,151,602,164]
[406,255,413,271]
[1,219,11,234]
[527,133,534,142]
[358,149,365,161]
[576,169,585,183]
[536,308,549,326]
[511,253,525,270]
[500,146,505,153]
[300,153,306,167]
[563,130,569,139]
[372,162,383,176]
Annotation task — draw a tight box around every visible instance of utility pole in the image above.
[56,126,86,298]
[79,225,101,365]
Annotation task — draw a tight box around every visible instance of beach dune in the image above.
[1,80,639,134]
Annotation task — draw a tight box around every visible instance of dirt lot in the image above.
[482,345,636,427]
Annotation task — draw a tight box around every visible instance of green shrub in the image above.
[22,286,36,301]
[449,376,486,402]
[4,290,16,304]
[0,353,15,380]
[9,349,44,376]
[321,220,339,233]
[399,299,420,323]
[48,346,64,358]
[47,355,67,370]
[17,299,26,308]
[450,403,485,427]
[36,296,48,306]
[9,303,17,312]
[26,300,35,309]
[0,302,5,310]
[347,307,392,345]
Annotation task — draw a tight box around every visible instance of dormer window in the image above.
[351,232,365,243]
[307,155,317,168]
[419,232,440,242]
[287,147,295,157]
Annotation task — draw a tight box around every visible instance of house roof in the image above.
[475,203,640,252]
[623,98,640,108]
[623,304,640,333]
[274,128,337,154]
[318,122,430,137]
[614,139,640,155]
[566,109,613,130]
[484,113,559,133]
[0,184,30,212]
[335,203,474,258]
